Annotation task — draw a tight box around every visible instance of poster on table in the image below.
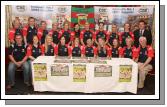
[73,64,86,82]
[119,65,132,82]
[50,64,69,76]
[11,5,71,29]
[94,5,154,32]
[33,63,47,81]
[94,65,112,77]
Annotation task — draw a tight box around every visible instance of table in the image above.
[31,56,138,94]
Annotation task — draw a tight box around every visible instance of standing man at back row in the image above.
[133,20,152,48]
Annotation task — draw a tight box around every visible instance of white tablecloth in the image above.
[31,56,138,94]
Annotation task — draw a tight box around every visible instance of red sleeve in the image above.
[58,30,63,39]
[41,44,45,55]
[132,47,139,59]
[81,46,85,54]
[68,46,72,55]
[26,45,32,56]
[23,26,28,37]
[54,44,58,55]
[70,31,75,41]
[37,29,43,41]
[8,29,15,41]
[118,47,121,56]
[106,45,111,56]
[147,46,154,58]
[93,46,98,55]
[105,31,110,41]
[80,30,85,40]
[93,30,98,40]
[119,47,124,56]
[129,32,135,41]
[54,45,58,55]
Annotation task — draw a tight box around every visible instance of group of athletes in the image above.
[6,16,154,90]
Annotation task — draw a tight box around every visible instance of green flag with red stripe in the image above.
[71,7,94,30]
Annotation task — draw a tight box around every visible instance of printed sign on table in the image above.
[73,64,86,82]
[119,65,132,82]
[94,65,112,77]
[51,64,69,76]
[33,63,47,81]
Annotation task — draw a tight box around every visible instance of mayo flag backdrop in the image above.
[71,7,95,29]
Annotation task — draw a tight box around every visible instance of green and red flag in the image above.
[71,7,95,30]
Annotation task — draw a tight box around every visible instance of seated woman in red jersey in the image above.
[120,23,134,47]
[55,36,71,57]
[59,22,73,45]
[81,38,97,58]
[41,35,56,56]
[48,23,59,45]
[26,35,42,80]
[119,37,138,60]
[27,35,42,60]
[136,36,154,89]
[80,22,95,46]
[110,39,122,58]
[37,21,48,45]
[68,38,82,58]
[96,38,111,58]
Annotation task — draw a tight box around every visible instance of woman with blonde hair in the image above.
[41,35,56,56]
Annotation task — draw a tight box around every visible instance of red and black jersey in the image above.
[49,30,59,44]
[94,30,109,42]
[59,29,72,45]
[26,44,42,58]
[37,28,48,44]
[111,47,122,58]
[80,29,95,45]
[119,46,138,59]
[68,45,83,57]
[71,30,80,39]
[108,32,121,46]
[81,45,97,57]
[8,28,23,42]
[97,45,111,57]
[120,32,134,47]
[23,25,37,44]
[8,43,26,62]
[55,44,70,56]
[137,46,154,63]
[41,43,56,56]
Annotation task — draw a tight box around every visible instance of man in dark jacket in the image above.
[133,20,152,47]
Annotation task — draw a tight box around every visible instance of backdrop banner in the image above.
[94,5,154,32]
[11,5,71,29]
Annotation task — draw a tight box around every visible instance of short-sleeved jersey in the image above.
[80,29,95,45]
[120,32,134,47]
[8,28,23,42]
[94,30,109,42]
[49,30,59,44]
[26,44,42,58]
[8,43,26,61]
[137,46,154,63]
[37,28,48,44]
[23,25,37,44]
[97,45,111,57]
